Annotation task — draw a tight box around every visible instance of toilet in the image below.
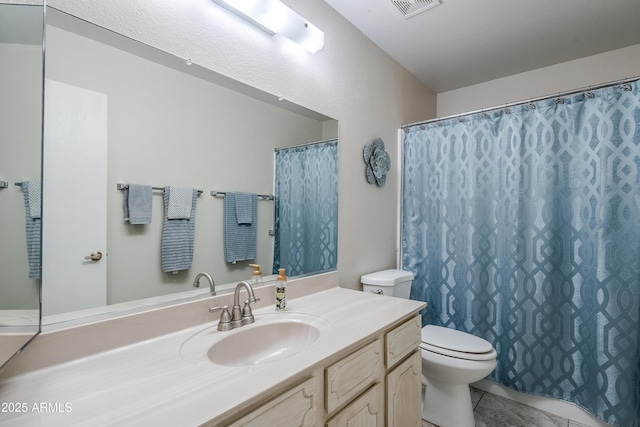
[361,269,497,427]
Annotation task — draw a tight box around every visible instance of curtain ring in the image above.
[585,91,595,98]
[621,84,632,92]
[503,107,510,114]
[555,98,564,104]
[527,103,536,110]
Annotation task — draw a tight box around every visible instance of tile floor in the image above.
[422,387,600,427]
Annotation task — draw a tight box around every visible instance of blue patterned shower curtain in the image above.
[273,140,338,276]
[402,81,640,427]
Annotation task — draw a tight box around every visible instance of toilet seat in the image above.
[420,325,497,361]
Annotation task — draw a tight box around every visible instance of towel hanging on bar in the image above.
[123,184,152,224]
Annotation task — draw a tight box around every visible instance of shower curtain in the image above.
[273,140,338,276]
[401,80,640,427]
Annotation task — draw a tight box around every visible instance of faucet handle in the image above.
[209,305,233,331]
[250,295,261,303]
[241,301,256,325]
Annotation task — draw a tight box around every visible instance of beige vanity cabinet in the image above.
[226,375,323,427]
[386,315,422,427]
[222,314,422,427]
[387,350,422,427]
[325,314,422,427]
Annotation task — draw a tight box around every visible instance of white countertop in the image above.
[0,287,425,426]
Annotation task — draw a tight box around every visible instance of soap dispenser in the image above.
[249,264,262,286]
[275,268,287,311]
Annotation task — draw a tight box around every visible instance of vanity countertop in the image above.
[0,287,425,426]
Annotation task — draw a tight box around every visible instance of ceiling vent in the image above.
[390,0,441,19]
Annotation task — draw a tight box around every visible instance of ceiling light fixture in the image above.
[211,0,325,54]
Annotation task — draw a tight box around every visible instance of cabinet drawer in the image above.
[325,338,384,414]
[326,383,384,427]
[386,315,421,368]
[227,376,321,427]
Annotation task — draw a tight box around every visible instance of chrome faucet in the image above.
[209,280,260,331]
[193,272,215,295]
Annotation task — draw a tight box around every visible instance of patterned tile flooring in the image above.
[422,387,600,427]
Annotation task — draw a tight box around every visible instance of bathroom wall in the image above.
[0,43,41,309]
[45,0,438,291]
[45,25,330,305]
[437,43,640,116]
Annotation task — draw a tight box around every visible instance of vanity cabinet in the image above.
[326,383,384,427]
[325,338,385,414]
[386,315,422,427]
[226,375,322,427]
[387,351,422,427]
[223,314,422,427]
[325,314,422,427]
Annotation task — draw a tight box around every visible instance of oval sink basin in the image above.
[208,320,320,366]
[180,312,332,366]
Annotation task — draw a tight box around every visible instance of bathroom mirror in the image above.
[0,2,43,369]
[40,8,337,325]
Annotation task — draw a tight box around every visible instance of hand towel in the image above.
[224,192,257,263]
[161,187,197,273]
[234,192,254,224]
[166,186,193,219]
[21,180,41,279]
[25,180,41,219]
[123,184,152,224]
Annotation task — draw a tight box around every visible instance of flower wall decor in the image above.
[363,138,391,187]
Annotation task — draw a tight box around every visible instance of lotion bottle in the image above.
[249,264,262,286]
[275,268,287,311]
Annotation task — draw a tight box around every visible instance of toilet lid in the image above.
[421,325,495,360]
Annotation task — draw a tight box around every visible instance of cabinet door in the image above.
[387,350,422,427]
[326,338,384,414]
[386,315,421,369]
[326,383,384,427]
[227,376,321,427]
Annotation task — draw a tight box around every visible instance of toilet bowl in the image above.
[361,269,497,427]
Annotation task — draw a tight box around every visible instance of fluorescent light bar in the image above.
[212,0,325,54]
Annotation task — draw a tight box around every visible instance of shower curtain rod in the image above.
[274,137,337,152]
[401,76,640,129]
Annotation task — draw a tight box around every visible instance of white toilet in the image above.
[361,269,497,427]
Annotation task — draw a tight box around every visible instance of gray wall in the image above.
[0,43,41,310]
[45,26,332,304]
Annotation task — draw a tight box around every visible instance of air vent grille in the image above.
[391,0,441,19]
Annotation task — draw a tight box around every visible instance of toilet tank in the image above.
[360,269,414,299]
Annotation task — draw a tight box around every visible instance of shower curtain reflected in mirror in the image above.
[273,140,338,276]
[402,80,640,427]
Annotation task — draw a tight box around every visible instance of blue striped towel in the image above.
[22,180,41,279]
[161,187,197,273]
[224,192,257,263]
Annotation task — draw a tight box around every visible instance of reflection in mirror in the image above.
[0,2,43,370]
[41,8,337,326]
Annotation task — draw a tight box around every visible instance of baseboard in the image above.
[472,380,612,427]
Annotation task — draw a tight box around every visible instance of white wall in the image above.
[437,44,640,116]
[46,0,438,291]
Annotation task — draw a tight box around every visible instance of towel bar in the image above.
[211,190,274,201]
[117,183,203,195]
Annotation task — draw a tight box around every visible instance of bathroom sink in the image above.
[180,312,332,366]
